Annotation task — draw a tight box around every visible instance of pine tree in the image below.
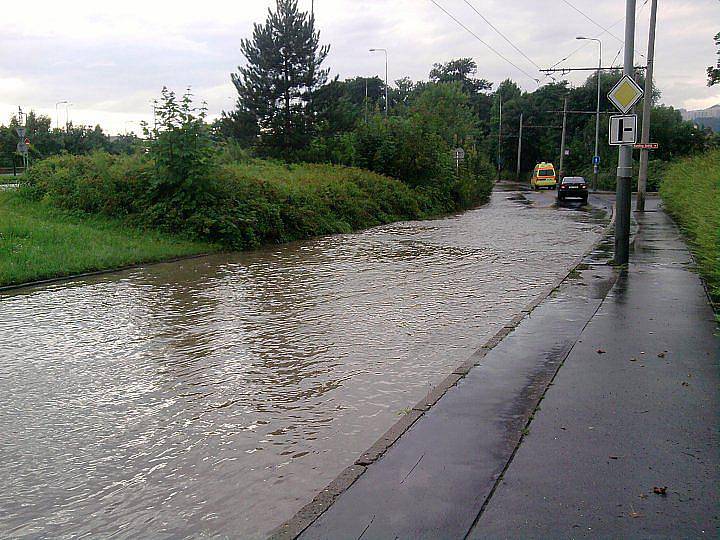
[232,0,329,156]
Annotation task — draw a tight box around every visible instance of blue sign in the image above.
[592,155,600,165]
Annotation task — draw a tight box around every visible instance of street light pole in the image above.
[369,48,388,115]
[516,112,523,182]
[615,0,637,265]
[55,101,68,130]
[497,94,502,181]
[577,37,602,191]
[637,0,658,212]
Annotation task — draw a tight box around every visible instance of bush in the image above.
[660,150,720,306]
[19,152,427,249]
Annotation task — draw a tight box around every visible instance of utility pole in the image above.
[364,79,369,124]
[575,37,602,191]
[615,0,636,265]
[497,94,502,181]
[558,97,568,178]
[516,112,523,182]
[369,48,388,115]
[637,0,657,212]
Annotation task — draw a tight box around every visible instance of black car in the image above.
[557,176,588,204]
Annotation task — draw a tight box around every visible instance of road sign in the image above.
[23,137,30,146]
[592,155,600,165]
[608,75,644,114]
[16,142,28,154]
[453,147,465,160]
[634,142,659,150]
[609,115,637,145]
[15,127,26,138]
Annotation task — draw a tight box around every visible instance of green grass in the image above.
[660,150,720,309]
[0,191,216,287]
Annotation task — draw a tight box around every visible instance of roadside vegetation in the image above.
[0,190,214,287]
[660,150,720,308]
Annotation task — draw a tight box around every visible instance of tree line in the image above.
[221,0,717,189]
[4,0,717,190]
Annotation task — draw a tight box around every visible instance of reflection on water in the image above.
[0,191,606,538]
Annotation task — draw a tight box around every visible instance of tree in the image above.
[429,58,492,95]
[232,0,329,156]
[708,32,720,86]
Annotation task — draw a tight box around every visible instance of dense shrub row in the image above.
[20,150,493,250]
[660,150,720,307]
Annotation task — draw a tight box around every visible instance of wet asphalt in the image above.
[286,194,719,539]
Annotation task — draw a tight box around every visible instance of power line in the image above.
[461,0,541,70]
[560,0,624,44]
[542,0,648,82]
[429,0,540,84]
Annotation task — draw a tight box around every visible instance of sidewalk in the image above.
[277,199,718,539]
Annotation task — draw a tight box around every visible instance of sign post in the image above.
[609,5,641,266]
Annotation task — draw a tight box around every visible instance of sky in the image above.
[2,0,718,134]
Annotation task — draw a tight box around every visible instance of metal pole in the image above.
[369,49,388,116]
[575,37,602,190]
[615,0,636,265]
[559,97,568,179]
[594,41,602,191]
[365,79,369,124]
[384,51,388,116]
[637,0,657,212]
[497,94,502,181]
[516,112,523,182]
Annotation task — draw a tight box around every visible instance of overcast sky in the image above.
[2,0,718,134]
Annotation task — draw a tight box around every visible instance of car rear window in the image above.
[562,177,586,184]
[539,169,554,177]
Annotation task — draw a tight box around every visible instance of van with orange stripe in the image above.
[530,162,557,190]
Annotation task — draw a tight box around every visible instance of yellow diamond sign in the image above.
[608,75,644,114]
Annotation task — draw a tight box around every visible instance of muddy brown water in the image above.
[0,190,607,538]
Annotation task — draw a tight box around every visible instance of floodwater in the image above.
[0,189,607,539]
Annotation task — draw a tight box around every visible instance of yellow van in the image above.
[531,162,557,190]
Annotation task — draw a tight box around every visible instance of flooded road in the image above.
[0,189,608,538]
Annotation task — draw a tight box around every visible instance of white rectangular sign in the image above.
[609,115,637,146]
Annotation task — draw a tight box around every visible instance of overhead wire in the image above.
[428,0,541,84]
[461,0,542,70]
[541,0,649,82]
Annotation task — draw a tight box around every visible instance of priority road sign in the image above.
[16,142,28,154]
[608,75,644,114]
[592,155,600,165]
[609,114,637,146]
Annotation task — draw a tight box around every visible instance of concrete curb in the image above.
[0,251,216,294]
[269,196,618,540]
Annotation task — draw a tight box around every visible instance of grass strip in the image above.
[0,191,216,287]
[660,150,720,310]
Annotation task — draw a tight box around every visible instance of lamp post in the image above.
[55,101,68,130]
[369,48,388,115]
[576,36,602,191]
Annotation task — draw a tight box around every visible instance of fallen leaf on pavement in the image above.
[653,486,668,496]
[657,352,666,358]
[629,511,643,518]
[630,357,638,362]
[597,349,606,354]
